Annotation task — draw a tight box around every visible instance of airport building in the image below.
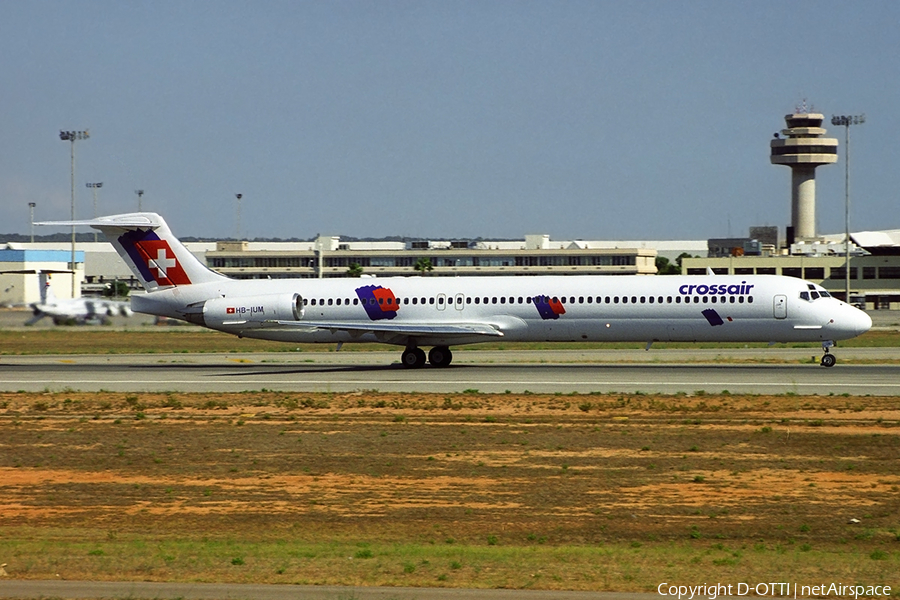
[0,247,85,305]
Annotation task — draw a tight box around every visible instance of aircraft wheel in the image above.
[401,347,427,369]
[428,346,453,367]
[820,353,836,368]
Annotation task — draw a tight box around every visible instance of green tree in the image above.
[102,281,130,298]
[656,252,696,275]
[413,257,434,276]
[346,262,364,278]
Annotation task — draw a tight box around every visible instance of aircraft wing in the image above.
[263,320,503,338]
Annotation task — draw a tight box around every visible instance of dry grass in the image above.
[1,390,899,591]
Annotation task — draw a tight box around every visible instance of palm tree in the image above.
[413,257,434,276]
[346,262,364,278]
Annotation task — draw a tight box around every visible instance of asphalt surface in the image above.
[0,580,663,600]
[0,348,897,395]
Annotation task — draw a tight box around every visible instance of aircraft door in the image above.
[454,293,465,311]
[437,293,447,311]
[773,294,787,319]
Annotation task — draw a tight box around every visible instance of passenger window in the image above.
[640,296,646,303]
[748,296,754,303]
[648,296,654,304]
[500,297,506,304]
[466,297,471,304]
[429,297,434,305]
[587,296,592,304]
[622,296,628,304]
[729,296,735,303]
[675,297,681,304]
[518,297,523,304]
[412,298,418,305]
[666,296,672,303]
[604,296,610,303]
[738,297,744,303]
[579,296,584,304]
[658,296,663,304]
[614,296,619,304]
[474,297,480,304]
[631,296,637,303]
[569,296,575,304]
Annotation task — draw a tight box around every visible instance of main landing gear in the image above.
[401,345,453,368]
[820,340,837,368]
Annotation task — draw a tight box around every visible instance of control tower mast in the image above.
[770,103,838,244]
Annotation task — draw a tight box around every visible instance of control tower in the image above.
[770,107,838,243]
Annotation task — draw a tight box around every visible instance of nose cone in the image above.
[853,307,873,337]
[836,304,872,339]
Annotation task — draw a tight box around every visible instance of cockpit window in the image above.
[820,290,831,298]
[800,291,810,301]
[810,291,820,300]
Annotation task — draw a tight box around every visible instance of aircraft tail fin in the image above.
[37,213,227,292]
[38,272,55,305]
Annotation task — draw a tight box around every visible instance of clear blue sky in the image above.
[2,1,898,241]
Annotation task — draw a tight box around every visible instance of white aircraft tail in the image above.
[38,272,55,305]
[38,213,228,292]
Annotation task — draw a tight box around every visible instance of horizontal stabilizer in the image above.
[36,214,164,229]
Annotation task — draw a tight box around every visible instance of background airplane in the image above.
[3,270,133,325]
[40,213,871,366]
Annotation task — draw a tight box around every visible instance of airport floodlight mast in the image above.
[28,202,36,243]
[831,114,865,304]
[235,193,243,240]
[86,182,103,242]
[59,129,89,297]
[135,189,144,211]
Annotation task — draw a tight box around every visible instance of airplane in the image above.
[39,212,871,367]
[5,270,133,325]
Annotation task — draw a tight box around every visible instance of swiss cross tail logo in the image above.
[118,229,192,286]
[226,307,236,314]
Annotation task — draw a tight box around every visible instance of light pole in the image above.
[28,202,36,243]
[135,189,144,211]
[830,114,865,305]
[235,193,243,240]
[59,129,89,298]
[86,182,103,242]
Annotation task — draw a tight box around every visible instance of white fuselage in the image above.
[132,274,871,348]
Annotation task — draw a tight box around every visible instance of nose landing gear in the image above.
[820,341,836,368]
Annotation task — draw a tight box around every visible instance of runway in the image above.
[1,348,898,395]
